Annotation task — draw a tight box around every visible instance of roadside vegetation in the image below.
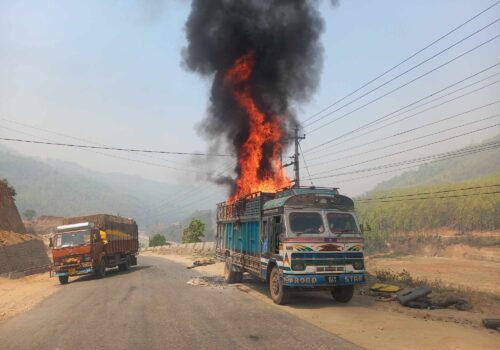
[149,233,168,247]
[356,174,500,254]
[181,219,205,243]
[1,178,16,197]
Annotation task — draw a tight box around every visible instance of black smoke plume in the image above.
[183,0,324,190]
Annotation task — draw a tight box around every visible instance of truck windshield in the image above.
[327,212,359,234]
[55,230,91,248]
[289,212,325,235]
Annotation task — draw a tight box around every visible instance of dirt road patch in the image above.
[0,273,59,322]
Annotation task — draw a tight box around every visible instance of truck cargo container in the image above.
[216,187,366,304]
[50,214,138,284]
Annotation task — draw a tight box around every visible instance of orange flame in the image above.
[225,52,291,202]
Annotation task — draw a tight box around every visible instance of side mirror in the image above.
[49,237,53,248]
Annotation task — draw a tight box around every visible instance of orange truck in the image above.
[50,214,138,284]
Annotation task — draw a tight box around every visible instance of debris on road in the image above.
[187,276,226,288]
[397,286,432,306]
[370,283,401,293]
[482,319,500,331]
[186,257,215,269]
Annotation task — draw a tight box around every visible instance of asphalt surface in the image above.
[0,256,360,350]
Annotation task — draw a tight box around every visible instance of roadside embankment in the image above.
[0,231,51,278]
[0,273,58,322]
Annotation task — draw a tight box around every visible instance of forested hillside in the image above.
[0,146,225,228]
[356,174,500,233]
[371,135,500,192]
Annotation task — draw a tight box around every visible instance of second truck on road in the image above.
[50,214,139,284]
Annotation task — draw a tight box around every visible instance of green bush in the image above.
[181,219,205,243]
[149,233,168,247]
[1,179,16,197]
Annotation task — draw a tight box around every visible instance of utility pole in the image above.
[283,125,305,187]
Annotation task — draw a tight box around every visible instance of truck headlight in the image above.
[291,260,306,271]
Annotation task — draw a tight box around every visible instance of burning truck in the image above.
[216,187,366,305]
[183,2,366,303]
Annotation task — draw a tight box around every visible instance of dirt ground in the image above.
[367,255,500,295]
[0,230,41,247]
[145,251,500,350]
[0,273,59,322]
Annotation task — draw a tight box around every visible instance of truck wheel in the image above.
[331,285,354,303]
[95,259,106,278]
[269,266,289,305]
[118,256,130,272]
[58,275,69,285]
[224,258,239,284]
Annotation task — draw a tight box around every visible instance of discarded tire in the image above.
[397,286,432,306]
[483,319,500,330]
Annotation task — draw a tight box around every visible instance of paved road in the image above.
[0,256,359,350]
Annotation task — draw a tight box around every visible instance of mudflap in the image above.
[130,255,138,266]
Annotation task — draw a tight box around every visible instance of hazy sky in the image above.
[1,0,499,202]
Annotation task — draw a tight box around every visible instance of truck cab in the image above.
[51,222,102,284]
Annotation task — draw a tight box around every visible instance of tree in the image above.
[181,219,205,243]
[149,233,167,247]
[23,209,37,221]
[1,179,16,197]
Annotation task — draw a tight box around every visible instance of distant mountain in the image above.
[370,135,500,193]
[0,146,226,229]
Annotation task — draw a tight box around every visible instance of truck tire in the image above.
[58,275,69,285]
[94,259,106,278]
[269,266,289,305]
[224,257,239,284]
[118,256,131,272]
[331,285,354,303]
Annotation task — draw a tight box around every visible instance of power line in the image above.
[307,33,500,134]
[0,124,216,174]
[309,124,500,178]
[0,137,232,157]
[304,68,500,155]
[0,116,195,167]
[308,99,500,163]
[307,111,500,168]
[309,141,500,181]
[357,184,500,202]
[356,190,500,204]
[298,142,314,186]
[324,144,500,187]
[301,1,500,125]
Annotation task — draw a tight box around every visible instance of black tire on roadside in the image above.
[58,275,69,285]
[95,258,106,278]
[269,266,289,305]
[331,285,354,303]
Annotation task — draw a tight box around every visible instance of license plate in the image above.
[68,268,76,275]
[327,276,338,284]
[327,274,365,284]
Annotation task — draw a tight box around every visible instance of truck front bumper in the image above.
[54,267,93,277]
[282,273,365,287]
